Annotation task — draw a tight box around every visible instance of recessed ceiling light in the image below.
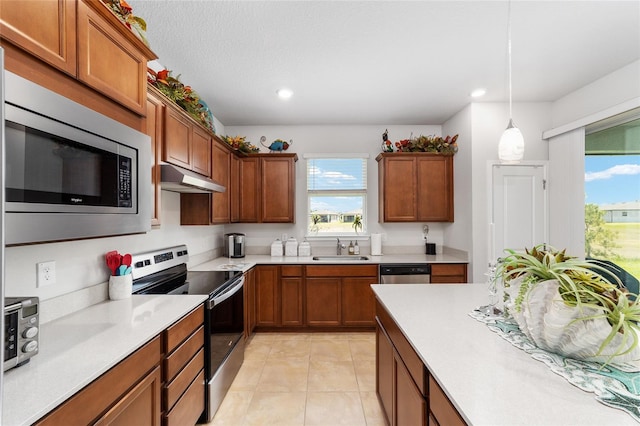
[276,88,293,99]
[471,88,486,98]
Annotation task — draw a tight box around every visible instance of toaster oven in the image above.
[4,297,39,371]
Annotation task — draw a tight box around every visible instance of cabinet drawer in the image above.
[281,265,303,277]
[376,300,427,396]
[430,276,466,284]
[305,265,378,278]
[429,376,466,426]
[164,348,204,411]
[164,370,205,426]
[431,264,467,284]
[431,264,466,276]
[164,305,204,354]
[164,325,204,382]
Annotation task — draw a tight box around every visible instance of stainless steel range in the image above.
[131,245,245,422]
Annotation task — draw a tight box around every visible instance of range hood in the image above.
[160,164,226,193]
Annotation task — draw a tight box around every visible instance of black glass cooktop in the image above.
[133,264,240,296]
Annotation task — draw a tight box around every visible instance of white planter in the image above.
[504,277,640,364]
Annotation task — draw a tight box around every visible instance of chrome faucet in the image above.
[337,238,346,255]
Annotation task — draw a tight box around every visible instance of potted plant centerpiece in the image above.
[497,244,640,365]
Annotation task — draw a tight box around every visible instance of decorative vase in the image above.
[504,277,640,363]
[109,274,133,301]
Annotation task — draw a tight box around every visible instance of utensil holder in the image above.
[109,274,132,300]
[426,243,436,255]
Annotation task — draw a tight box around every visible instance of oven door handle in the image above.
[209,276,245,309]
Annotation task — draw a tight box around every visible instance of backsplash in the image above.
[5,191,225,323]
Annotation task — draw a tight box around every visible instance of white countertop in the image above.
[371,284,637,425]
[191,253,467,272]
[2,295,207,426]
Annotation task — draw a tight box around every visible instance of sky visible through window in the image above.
[308,158,366,213]
[584,155,640,204]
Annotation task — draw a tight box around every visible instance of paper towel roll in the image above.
[371,233,382,255]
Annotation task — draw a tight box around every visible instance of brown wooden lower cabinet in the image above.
[428,376,466,426]
[376,318,394,422]
[396,355,427,425]
[281,266,304,326]
[94,366,162,426]
[430,263,468,284]
[37,336,162,426]
[306,277,342,326]
[342,277,376,326]
[244,267,256,338]
[36,305,205,426]
[305,265,377,328]
[162,306,205,426]
[252,264,377,330]
[255,265,281,327]
[376,299,467,426]
[254,265,303,328]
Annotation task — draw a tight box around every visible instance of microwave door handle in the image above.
[210,276,245,308]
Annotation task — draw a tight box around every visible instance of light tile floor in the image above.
[206,332,386,426]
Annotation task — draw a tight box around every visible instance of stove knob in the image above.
[22,340,38,353]
[23,326,38,339]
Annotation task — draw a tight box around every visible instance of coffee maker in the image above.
[224,233,245,258]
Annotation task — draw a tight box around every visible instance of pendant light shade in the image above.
[498,1,524,163]
[498,119,524,163]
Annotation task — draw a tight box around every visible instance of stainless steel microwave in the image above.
[3,71,151,245]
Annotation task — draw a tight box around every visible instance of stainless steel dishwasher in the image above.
[379,264,431,284]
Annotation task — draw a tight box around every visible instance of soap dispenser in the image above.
[348,241,355,255]
[354,241,360,255]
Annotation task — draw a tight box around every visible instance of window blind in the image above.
[307,158,367,191]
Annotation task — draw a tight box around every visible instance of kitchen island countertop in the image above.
[371,283,638,425]
[2,294,207,426]
[191,252,467,272]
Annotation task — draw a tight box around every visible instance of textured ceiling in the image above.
[130,1,640,126]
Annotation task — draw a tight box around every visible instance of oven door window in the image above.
[208,281,244,374]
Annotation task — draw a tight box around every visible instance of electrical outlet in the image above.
[37,261,56,287]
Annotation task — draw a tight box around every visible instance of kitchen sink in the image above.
[312,256,370,261]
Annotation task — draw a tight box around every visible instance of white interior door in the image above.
[491,163,548,261]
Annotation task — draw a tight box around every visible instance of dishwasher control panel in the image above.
[380,264,431,275]
[379,264,431,284]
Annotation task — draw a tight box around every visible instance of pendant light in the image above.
[498,0,524,163]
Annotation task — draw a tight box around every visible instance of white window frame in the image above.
[304,153,369,239]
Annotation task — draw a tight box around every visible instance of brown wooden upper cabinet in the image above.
[0,0,157,116]
[210,137,233,224]
[0,0,77,76]
[145,87,165,226]
[377,153,454,222]
[163,99,212,177]
[234,154,297,223]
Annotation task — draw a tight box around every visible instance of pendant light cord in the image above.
[507,0,513,119]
